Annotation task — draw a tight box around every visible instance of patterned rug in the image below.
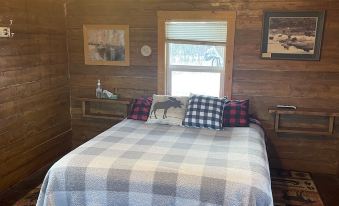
[271,169,324,206]
[13,170,324,206]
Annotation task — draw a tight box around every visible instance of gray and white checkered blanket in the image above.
[37,119,273,206]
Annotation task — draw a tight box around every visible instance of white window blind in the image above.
[166,21,227,43]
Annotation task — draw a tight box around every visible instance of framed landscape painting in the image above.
[83,25,130,66]
[261,11,325,60]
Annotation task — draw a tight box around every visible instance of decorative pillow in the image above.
[146,95,189,126]
[127,96,152,121]
[183,95,228,130]
[223,99,249,127]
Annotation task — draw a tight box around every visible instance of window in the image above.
[158,11,236,98]
[166,22,226,96]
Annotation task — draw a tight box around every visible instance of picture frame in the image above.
[261,11,325,60]
[83,24,130,66]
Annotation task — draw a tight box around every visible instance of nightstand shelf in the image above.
[268,107,339,136]
[80,98,133,120]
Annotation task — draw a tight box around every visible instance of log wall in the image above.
[0,0,71,192]
[67,0,338,175]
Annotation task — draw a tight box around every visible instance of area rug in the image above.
[271,169,324,206]
[13,169,324,206]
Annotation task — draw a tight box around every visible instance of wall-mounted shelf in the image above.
[268,107,339,136]
[80,98,133,120]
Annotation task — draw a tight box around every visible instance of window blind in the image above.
[166,21,227,43]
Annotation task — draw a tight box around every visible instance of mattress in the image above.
[37,119,273,206]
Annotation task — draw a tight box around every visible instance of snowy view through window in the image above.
[168,43,225,97]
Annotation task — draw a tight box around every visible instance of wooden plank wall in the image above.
[66,0,339,175]
[0,0,71,192]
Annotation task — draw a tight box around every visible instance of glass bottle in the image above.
[96,80,102,98]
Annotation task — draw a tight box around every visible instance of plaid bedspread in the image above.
[37,119,273,206]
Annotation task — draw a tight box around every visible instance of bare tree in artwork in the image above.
[87,29,126,61]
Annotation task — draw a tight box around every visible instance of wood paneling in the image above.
[66,0,339,175]
[0,0,71,192]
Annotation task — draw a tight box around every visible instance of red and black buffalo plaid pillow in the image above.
[127,96,152,121]
[223,99,249,127]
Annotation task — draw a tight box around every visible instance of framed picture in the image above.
[261,11,325,60]
[83,25,130,66]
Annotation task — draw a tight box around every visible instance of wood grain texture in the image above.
[0,0,71,192]
[66,0,339,175]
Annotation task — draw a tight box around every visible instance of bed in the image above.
[37,119,273,206]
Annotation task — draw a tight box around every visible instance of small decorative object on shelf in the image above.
[80,98,133,120]
[102,90,118,100]
[269,107,339,136]
[96,79,103,98]
[276,105,297,110]
[95,80,118,99]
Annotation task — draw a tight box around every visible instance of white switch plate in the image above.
[0,27,11,37]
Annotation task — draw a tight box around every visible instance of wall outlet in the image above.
[0,27,11,37]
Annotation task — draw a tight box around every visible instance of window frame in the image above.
[157,11,236,98]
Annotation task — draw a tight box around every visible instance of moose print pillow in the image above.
[146,95,189,126]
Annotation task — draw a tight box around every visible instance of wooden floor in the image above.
[0,164,50,206]
[312,173,339,206]
[0,167,338,206]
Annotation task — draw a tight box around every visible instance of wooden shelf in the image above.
[275,127,333,136]
[269,107,339,136]
[269,107,339,117]
[80,97,133,120]
[78,97,132,105]
[83,113,126,120]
